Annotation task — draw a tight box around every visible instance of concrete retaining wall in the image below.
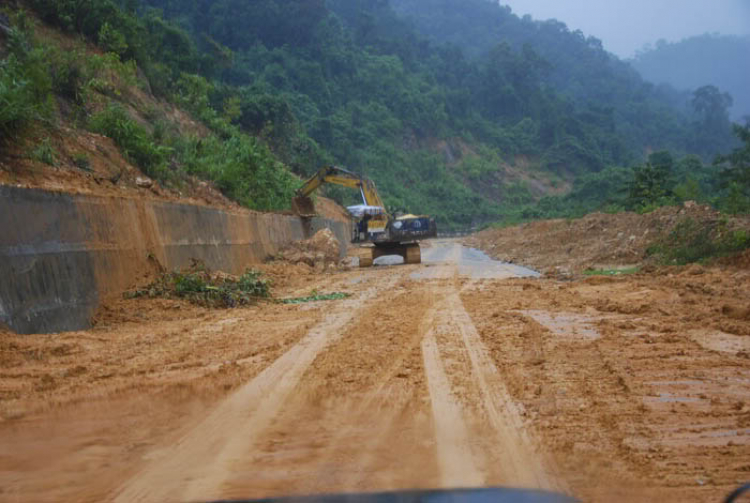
[0,186,352,334]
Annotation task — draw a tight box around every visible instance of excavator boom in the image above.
[294,166,385,213]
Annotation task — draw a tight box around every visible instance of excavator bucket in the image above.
[292,195,316,217]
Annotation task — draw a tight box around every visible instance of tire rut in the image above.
[111,274,399,503]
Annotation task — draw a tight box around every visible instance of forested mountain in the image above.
[386,0,740,157]
[630,34,750,121]
[137,0,735,219]
[2,0,745,228]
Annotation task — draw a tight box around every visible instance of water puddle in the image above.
[458,247,540,279]
[412,243,540,280]
[520,310,601,340]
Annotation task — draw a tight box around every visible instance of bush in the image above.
[129,262,271,308]
[89,103,171,180]
[30,137,58,165]
[174,134,299,211]
[646,217,750,265]
[0,22,53,141]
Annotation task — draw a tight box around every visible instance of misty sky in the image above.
[501,0,750,58]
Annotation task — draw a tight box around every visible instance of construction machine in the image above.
[292,166,437,267]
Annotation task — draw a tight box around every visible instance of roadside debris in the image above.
[126,260,270,308]
[277,228,341,271]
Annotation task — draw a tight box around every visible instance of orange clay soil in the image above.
[0,240,748,503]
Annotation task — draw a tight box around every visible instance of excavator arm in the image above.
[293,166,386,217]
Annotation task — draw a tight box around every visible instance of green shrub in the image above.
[89,103,170,180]
[98,22,128,57]
[129,263,271,308]
[647,217,750,265]
[0,21,53,141]
[72,152,91,170]
[174,134,299,211]
[30,138,58,165]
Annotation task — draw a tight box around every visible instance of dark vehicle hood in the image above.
[208,487,577,503]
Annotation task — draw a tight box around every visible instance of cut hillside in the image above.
[0,4,306,214]
[466,203,750,275]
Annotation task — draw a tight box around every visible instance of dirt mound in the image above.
[314,196,352,222]
[276,228,341,271]
[466,202,750,275]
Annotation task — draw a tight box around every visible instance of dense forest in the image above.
[631,34,750,121]
[1,0,747,228]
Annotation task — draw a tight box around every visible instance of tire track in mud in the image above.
[111,273,400,503]
[422,330,484,487]
[443,287,557,490]
[419,273,557,491]
[114,243,558,502]
[220,282,441,498]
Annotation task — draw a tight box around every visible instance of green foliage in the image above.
[173,134,299,211]
[11,0,741,226]
[136,0,731,227]
[129,263,271,308]
[98,21,128,56]
[27,0,143,63]
[627,151,675,211]
[280,290,351,304]
[689,85,735,158]
[646,218,750,265]
[89,103,170,180]
[715,124,750,213]
[30,138,58,165]
[0,19,53,141]
[582,267,639,276]
[72,152,91,170]
[673,177,702,202]
[722,182,750,215]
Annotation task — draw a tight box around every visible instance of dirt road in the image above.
[1,240,749,502]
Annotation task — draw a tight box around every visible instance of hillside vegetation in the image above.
[631,34,750,122]
[0,0,746,229]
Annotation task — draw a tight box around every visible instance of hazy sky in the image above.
[500,0,750,58]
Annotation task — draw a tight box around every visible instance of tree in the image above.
[692,85,733,129]
[716,123,750,213]
[690,85,734,159]
[627,151,675,210]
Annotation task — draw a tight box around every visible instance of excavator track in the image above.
[358,244,421,267]
[405,243,421,264]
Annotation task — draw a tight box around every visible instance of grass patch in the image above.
[582,267,639,276]
[127,261,271,308]
[280,290,351,304]
[30,137,58,165]
[89,103,171,181]
[72,152,91,170]
[646,218,750,265]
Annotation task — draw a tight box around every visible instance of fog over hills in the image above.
[500,0,750,59]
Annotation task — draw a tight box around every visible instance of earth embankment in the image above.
[0,185,351,334]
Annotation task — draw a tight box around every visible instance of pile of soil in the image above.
[466,202,750,275]
[276,228,342,271]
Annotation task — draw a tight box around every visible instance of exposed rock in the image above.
[135,177,153,188]
[278,229,341,268]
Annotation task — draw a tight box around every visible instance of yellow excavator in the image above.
[292,166,437,267]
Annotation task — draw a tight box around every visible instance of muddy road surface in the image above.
[1,240,749,502]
